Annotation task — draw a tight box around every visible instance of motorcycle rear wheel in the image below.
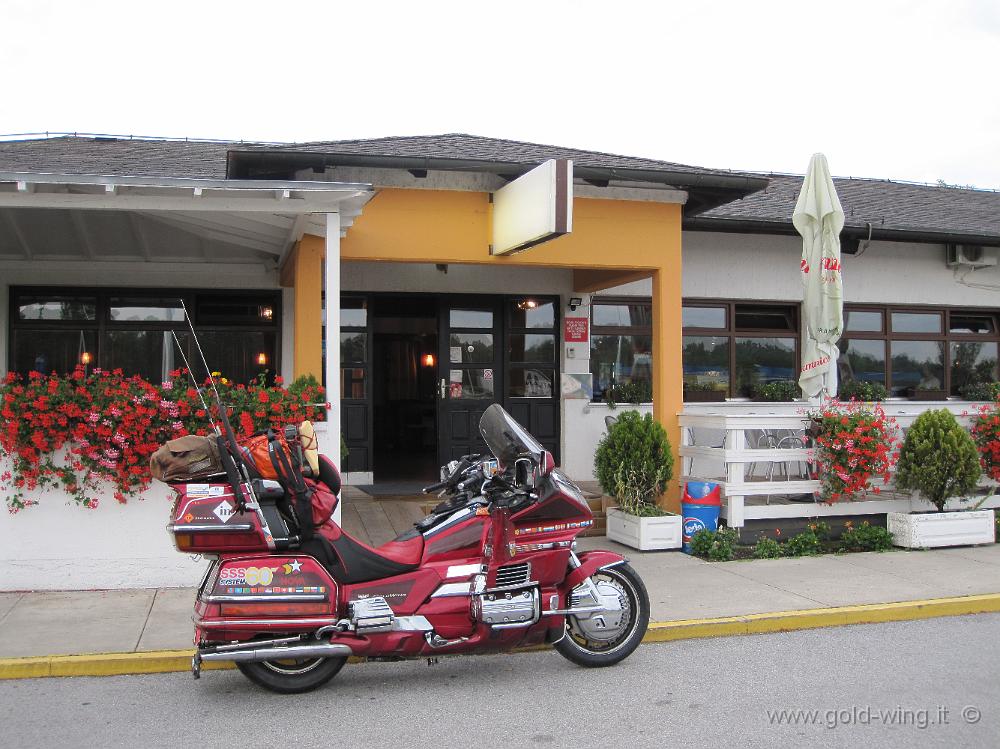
[554,562,649,667]
[237,654,347,694]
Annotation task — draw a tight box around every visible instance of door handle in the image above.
[439,378,447,399]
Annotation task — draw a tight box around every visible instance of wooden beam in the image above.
[573,268,653,293]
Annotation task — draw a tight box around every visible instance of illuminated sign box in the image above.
[491,159,572,255]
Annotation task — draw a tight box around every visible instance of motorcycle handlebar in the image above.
[422,479,449,494]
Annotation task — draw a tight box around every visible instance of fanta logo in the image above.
[683,517,707,537]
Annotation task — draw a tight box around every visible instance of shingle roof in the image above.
[696,173,1000,244]
[252,132,739,177]
[0,136,233,178]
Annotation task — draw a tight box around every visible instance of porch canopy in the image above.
[0,171,375,473]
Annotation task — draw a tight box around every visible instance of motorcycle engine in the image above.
[476,586,539,628]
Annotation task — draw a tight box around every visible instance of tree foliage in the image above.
[594,410,672,514]
[895,409,981,512]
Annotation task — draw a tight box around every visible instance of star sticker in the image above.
[283,559,303,574]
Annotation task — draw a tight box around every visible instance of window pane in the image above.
[592,302,652,328]
[450,309,493,328]
[683,336,730,392]
[17,295,96,321]
[508,334,555,363]
[340,297,368,328]
[683,306,726,329]
[950,341,998,395]
[891,312,941,334]
[110,297,184,322]
[191,331,276,385]
[449,333,494,363]
[734,305,795,332]
[590,334,653,400]
[340,332,367,363]
[950,313,996,335]
[509,300,554,328]
[102,330,188,384]
[196,295,277,325]
[839,339,886,386]
[845,309,882,333]
[341,367,367,399]
[735,337,796,397]
[12,329,97,375]
[508,369,554,398]
[448,369,494,399]
[890,340,945,396]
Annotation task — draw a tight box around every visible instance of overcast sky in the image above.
[3,0,997,188]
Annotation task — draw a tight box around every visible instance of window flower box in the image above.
[886,509,996,549]
[907,388,948,401]
[684,389,726,403]
[606,508,682,551]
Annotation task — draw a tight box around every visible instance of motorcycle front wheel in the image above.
[554,562,649,667]
[237,654,347,694]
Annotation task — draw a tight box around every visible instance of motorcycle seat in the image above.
[315,519,425,584]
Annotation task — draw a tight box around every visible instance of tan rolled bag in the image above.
[150,434,225,482]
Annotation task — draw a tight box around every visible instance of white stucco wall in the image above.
[0,469,207,591]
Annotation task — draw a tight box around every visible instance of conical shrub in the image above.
[895,409,981,512]
[594,411,673,514]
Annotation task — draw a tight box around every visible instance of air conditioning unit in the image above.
[947,244,997,268]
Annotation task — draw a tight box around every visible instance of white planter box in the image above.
[606,508,682,551]
[886,509,996,549]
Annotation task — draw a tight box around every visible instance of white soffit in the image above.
[491,159,572,256]
[0,173,373,264]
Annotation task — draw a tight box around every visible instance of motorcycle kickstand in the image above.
[191,653,202,680]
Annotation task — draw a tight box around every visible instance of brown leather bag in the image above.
[150,435,224,482]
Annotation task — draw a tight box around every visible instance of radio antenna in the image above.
[178,299,245,464]
[170,329,219,435]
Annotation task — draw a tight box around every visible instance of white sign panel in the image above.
[491,159,572,255]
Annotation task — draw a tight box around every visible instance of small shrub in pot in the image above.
[838,380,888,402]
[895,409,982,512]
[594,410,673,516]
[753,380,800,401]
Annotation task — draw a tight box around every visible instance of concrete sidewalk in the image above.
[2,540,1000,660]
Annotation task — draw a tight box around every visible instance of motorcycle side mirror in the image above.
[514,458,535,489]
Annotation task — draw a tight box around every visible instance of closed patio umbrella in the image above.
[794,154,845,400]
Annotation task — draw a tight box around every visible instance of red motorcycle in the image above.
[166,403,649,693]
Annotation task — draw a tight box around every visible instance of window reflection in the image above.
[890,340,945,395]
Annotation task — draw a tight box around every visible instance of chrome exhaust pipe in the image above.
[200,642,353,663]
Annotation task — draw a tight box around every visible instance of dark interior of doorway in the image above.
[372,296,438,483]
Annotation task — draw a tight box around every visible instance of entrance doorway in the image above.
[340,292,561,483]
[371,297,438,482]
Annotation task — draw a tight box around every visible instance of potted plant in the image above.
[838,380,888,402]
[907,384,948,401]
[889,409,994,548]
[595,410,680,550]
[959,381,1000,401]
[752,380,799,402]
[603,380,653,408]
[806,398,899,502]
[684,381,726,403]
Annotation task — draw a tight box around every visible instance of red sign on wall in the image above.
[564,317,589,343]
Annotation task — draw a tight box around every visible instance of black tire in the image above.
[237,654,347,694]
[554,562,649,667]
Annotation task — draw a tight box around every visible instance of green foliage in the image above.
[894,409,982,512]
[959,381,1000,401]
[783,529,823,557]
[753,536,782,559]
[603,380,653,407]
[839,521,894,552]
[996,511,1000,542]
[753,380,800,401]
[685,381,724,392]
[287,373,321,399]
[594,411,673,515]
[838,380,888,402]
[340,434,349,464]
[690,527,738,561]
[805,520,831,541]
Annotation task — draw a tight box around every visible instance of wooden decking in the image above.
[340,488,427,546]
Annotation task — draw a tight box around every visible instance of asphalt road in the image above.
[3,614,999,749]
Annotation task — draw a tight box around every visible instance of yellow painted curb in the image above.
[2,593,999,680]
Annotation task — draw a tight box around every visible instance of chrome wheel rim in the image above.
[566,568,640,654]
[260,657,325,676]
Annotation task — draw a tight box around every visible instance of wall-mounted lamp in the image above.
[80,351,93,365]
[422,353,436,368]
[257,352,268,366]
[568,297,583,312]
[260,306,274,320]
[516,299,538,311]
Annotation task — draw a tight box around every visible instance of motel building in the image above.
[1,133,999,589]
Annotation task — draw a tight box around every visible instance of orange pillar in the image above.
[291,236,325,380]
[652,263,684,512]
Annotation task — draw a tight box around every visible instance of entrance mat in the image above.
[357,483,431,497]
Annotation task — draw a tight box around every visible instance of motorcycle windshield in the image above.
[479,403,545,467]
